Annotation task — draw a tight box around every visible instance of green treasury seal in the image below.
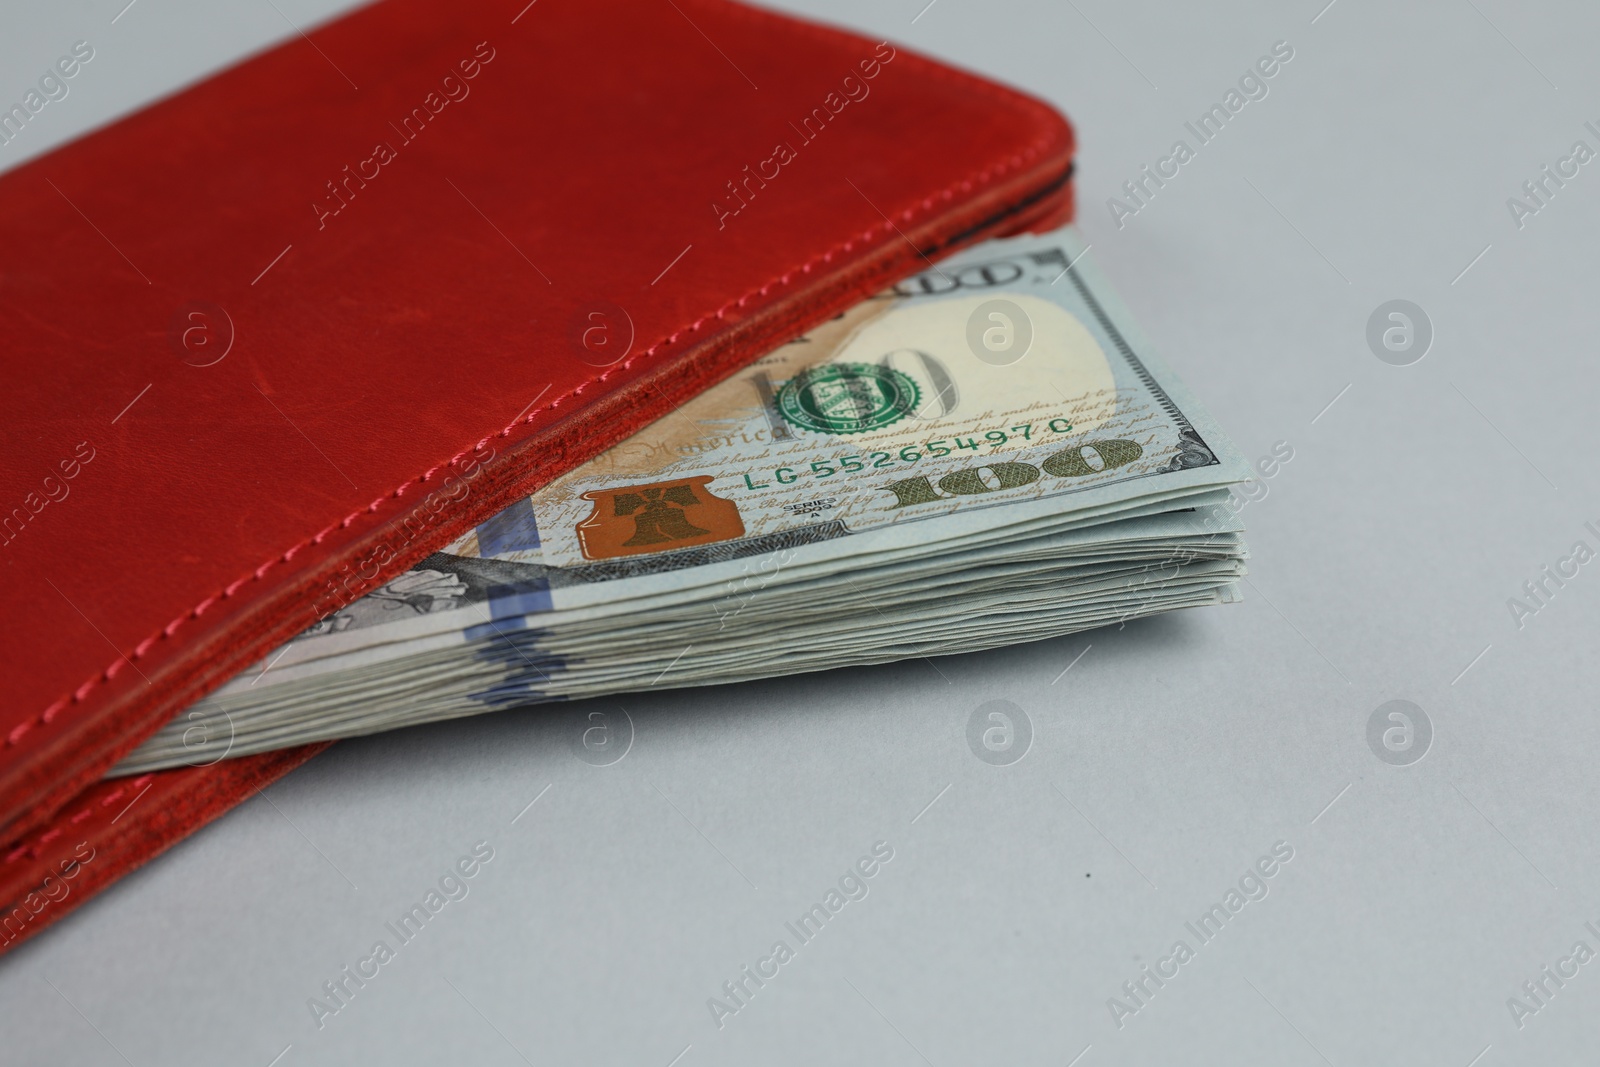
[776,362,921,435]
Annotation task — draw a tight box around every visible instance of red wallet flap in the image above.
[0,0,1072,844]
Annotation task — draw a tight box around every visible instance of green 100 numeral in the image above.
[882,439,1144,507]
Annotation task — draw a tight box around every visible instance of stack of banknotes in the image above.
[119,228,1251,773]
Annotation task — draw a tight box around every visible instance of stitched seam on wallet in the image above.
[8,12,1069,750]
[2,773,155,866]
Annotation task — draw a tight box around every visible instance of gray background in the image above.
[4,0,1598,1064]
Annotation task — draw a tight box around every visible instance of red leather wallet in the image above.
[0,0,1072,953]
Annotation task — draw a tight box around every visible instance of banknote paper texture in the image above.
[120,228,1251,772]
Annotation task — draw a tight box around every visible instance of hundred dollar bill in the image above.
[119,227,1251,772]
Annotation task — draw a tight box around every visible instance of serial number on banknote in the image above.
[739,419,1076,489]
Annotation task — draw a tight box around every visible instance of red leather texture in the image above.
[0,745,328,955]
[0,0,1072,953]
